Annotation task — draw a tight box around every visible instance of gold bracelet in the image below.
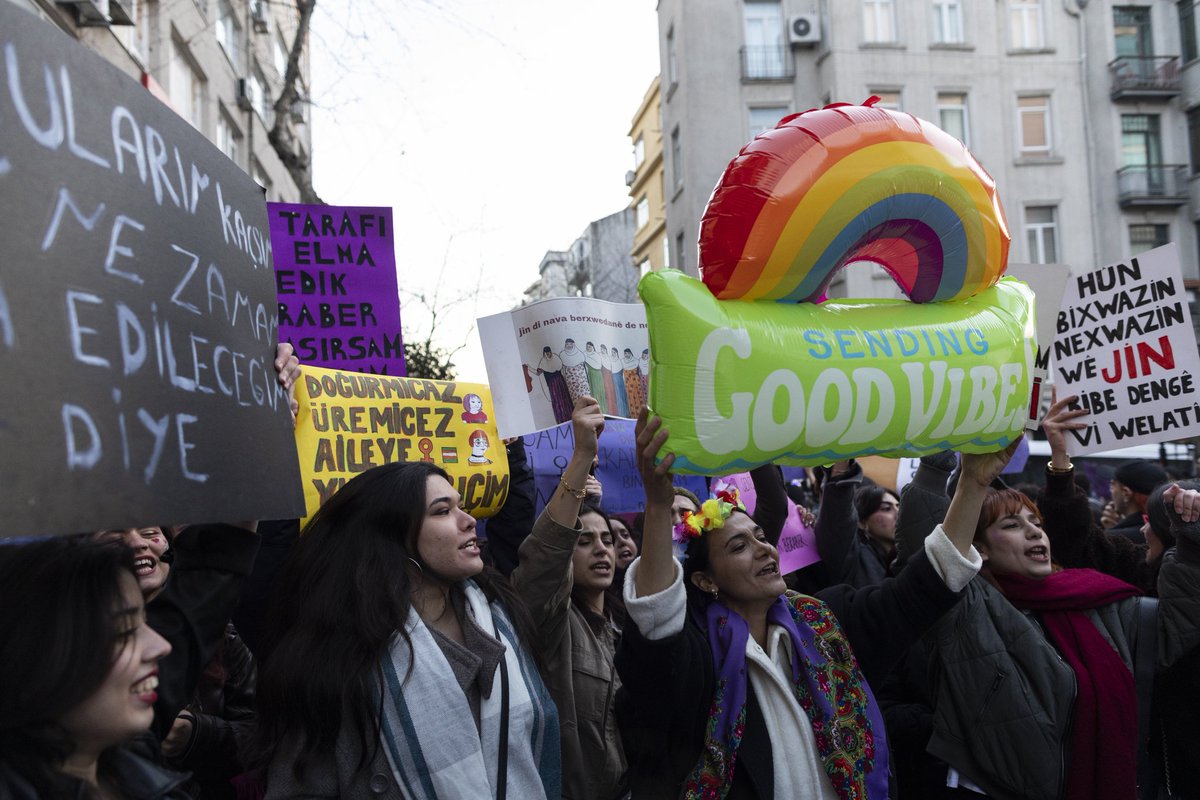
[559,475,586,500]
[1046,461,1074,474]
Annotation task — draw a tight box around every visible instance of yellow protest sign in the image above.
[294,366,510,523]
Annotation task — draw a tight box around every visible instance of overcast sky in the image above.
[307,1,661,382]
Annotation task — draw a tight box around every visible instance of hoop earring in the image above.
[407,557,424,576]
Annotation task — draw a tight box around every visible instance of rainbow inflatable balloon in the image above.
[699,100,1009,304]
[640,99,1033,472]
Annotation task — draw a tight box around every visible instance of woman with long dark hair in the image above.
[512,396,628,799]
[615,412,1009,798]
[256,461,559,799]
[0,535,179,798]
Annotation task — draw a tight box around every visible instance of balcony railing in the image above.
[1116,164,1189,207]
[1108,56,1181,100]
[740,45,794,81]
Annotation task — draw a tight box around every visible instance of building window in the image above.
[1025,206,1058,263]
[675,232,686,272]
[932,0,963,44]
[670,126,682,190]
[1188,106,1200,175]
[666,27,678,88]
[1181,1,1198,63]
[216,0,241,71]
[638,258,652,277]
[743,1,786,79]
[748,105,788,140]
[635,197,650,230]
[1130,224,1169,254]
[216,108,242,165]
[663,236,671,269]
[871,90,901,111]
[1018,94,1051,155]
[937,92,969,145]
[169,37,205,131]
[633,135,645,170]
[863,0,897,42]
[1009,0,1044,49]
[1121,114,1163,168]
[250,66,271,124]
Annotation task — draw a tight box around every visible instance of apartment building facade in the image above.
[522,208,639,305]
[628,76,670,276]
[654,0,1198,299]
[9,0,313,202]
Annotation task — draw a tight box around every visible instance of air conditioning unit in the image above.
[625,169,637,187]
[251,0,270,34]
[56,0,111,26]
[788,14,821,45]
[236,78,254,111]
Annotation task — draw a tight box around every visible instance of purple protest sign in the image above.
[268,203,406,375]
[719,472,820,575]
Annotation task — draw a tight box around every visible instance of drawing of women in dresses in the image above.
[583,342,608,412]
[559,338,590,404]
[638,348,650,404]
[599,345,619,415]
[607,343,628,416]
[536,345,574,423]
[622,347,645,417]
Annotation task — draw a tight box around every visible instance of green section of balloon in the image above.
[639,270,1036,474]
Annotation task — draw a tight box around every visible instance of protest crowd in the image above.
[2,15,1200,799]
[3,350,1200,800]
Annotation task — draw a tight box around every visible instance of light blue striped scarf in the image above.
[378,580,560,799]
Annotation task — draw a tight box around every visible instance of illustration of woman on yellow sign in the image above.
[467,429,492,465]
[461,393,489,424]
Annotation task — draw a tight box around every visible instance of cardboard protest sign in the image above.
[521,419,707,514]
[0,5,304,537]
[718,472,819,575]
[1005,263,1071,430]
[268,203,405,376]
[478,296,651,438]
[293,366,509,523]
[1054,243,1200,454]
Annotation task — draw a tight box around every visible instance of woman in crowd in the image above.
[97,526,258,800]
[902,408,1200,800]
[614,411,1005,799]
[255,461,560,799]
[513,396,628,800]
[0,535,181,798]
[610,515,639,570]
[814,460,900,587]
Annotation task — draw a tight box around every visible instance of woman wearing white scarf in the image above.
[258,462,560,799]
[559,338,590,405]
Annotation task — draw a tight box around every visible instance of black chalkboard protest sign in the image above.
[0,4,305,538]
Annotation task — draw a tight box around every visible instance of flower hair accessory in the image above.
[672,482,746,560]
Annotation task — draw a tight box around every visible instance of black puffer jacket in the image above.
[0,734,190,800]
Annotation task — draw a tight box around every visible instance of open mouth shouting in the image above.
[1025,544,1050,563]
[458,537,481,556]
[756,561,779,578]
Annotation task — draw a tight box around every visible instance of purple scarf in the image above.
[683,593,888,800]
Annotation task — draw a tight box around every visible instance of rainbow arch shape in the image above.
[699,100,1010,304]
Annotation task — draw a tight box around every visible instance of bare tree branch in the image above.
[268,0,322,203]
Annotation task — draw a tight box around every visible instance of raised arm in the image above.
[632,411,677,598]
[813,460,862,575]
[1039,394,1148,586]
[483,439,537,577]
[748,464,788,546]
[511,398,604,643]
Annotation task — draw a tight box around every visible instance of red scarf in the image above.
[993,569,1140,800]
